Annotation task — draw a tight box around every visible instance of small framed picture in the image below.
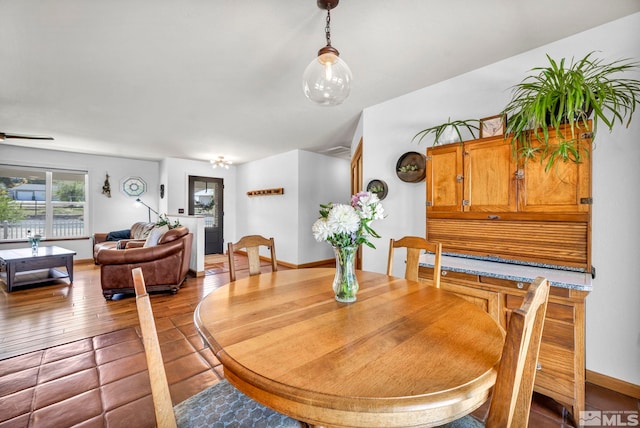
[479,114,506,138]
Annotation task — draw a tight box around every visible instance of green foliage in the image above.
[156,214,181,229]
[412,118,480,145]
[503,51,640,170]
[55,181,85,202]
[0,189,26,222]
[398,164,419,173]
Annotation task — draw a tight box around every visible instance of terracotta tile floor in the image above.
[0,319,222,428]
[2,321,638,428]
[1,257,638,427]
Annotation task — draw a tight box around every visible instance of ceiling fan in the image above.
[0,132,54,142]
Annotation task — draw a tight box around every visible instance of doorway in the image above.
[351,139,363,269]
[188,176,224,254]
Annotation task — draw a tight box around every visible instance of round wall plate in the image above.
[396,152,426,183]
[121,176,147,197]
[366,179,388,200]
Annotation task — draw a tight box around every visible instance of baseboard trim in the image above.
[252,253,334,270]
[189,269,205,277]
[297,259,335,269]
[586,369,640,399]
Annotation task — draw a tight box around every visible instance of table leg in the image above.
[66,256,74,283]
[6,262,15,292]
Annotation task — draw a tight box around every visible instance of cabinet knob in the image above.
[516,282,524,289]
[536,363,542,371]
[441,270,448,276]
[514,169,524,180]
[456,174,464,183]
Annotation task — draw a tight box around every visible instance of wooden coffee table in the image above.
[0,246,76,292]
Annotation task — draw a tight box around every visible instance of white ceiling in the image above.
[2,1,639,165]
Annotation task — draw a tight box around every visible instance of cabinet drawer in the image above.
[419,266,479,282]
[505,310,574,351]
[538,342,575,380]
[440,269,479,282]
[506,294,575,323]
[480,275,529,291]
[16,256,68,272]
[535,342,576,403]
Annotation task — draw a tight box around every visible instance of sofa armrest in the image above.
[94,233,109,244]
[96,240,183,265]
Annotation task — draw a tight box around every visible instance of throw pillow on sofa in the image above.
[106,229,131,241]
[133,223,156,240]
[144,225,169,247]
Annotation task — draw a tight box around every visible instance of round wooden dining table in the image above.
[194,268,505,428]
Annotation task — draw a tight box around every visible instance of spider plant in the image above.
[412,118,480,146]
[502,51,640,170]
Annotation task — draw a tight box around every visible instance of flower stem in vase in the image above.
[332,246,359,302]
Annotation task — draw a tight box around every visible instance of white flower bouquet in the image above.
[312,191,384,249]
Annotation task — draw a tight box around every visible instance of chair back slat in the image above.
[387,236,442,286]
[486,276,550,428]
[132,267,178,428]
[228,235,277,282]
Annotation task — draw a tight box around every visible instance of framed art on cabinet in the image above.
[479,114,506,138]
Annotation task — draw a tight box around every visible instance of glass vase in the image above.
[332,246,359,302]
[29,237,40,255]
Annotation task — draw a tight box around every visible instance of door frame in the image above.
[188,175,224,254]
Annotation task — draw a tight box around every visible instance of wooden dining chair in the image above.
[387,236,442,286]
[132,268,302,428]
[438,276,551,428]
[227,235,277,282]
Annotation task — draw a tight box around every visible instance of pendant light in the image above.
[302,0,352,106]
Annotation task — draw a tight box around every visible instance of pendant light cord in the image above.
[325,5,332,47]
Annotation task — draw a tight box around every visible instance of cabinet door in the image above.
[464,137,517,213]
[518,129,592,214]
[426,144,463,213]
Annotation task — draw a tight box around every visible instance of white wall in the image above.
[298,150,351,264]
[358,13,640,385]
[1,145,349,267]
[235,149,349,265]
[162,157,237,248]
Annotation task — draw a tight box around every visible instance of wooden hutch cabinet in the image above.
[426,128,592,218]
[418,265,589,419]
[422,122,593,420]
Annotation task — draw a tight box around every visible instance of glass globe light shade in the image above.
[303,51,352,106]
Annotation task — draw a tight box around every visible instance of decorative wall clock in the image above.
[121,176,147,197]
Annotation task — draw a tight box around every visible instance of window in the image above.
[0,165,88,241]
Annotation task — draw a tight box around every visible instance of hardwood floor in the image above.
[0,255,263,361]
[0,256,638,427]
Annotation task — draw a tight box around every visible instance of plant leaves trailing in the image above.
[502,51,640,171]
[412,118,480,146]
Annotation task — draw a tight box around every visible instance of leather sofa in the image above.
[95,226,193,299]
[93,221,156,263]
